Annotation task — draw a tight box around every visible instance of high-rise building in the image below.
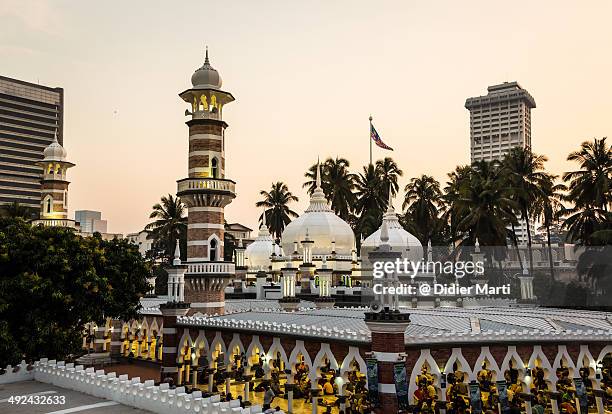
[465,81,536,163]
[0,75,63,209]
[465,82,536,245]
[75,210,108,233]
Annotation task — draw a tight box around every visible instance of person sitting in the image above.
[323,378,335,395]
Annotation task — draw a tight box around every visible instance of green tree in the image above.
[502,146,548,276]
[145,194,187,263]
[304,157,356,221]
[454,161,518,266]
[532,173,566,280]
[563,137,612,211]
[0,202,38,220]
[402,175,443,246]
[256,182,299,239]
[354,164,386,240]
[375,157,403,202]
[0,219,150,366]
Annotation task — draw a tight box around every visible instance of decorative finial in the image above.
[380,219,389,244]
[262,208,267,228]
[369,115,373,122]
[205,45,210,64]
[322,255,327,269]
[53,129,59,143]
[387,183,394,213]
[238,238,243,248]
[316,159,322,189]
[173,242,181,266]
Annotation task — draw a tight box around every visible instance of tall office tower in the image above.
[0,76,64,209]
[465,81,536,244]
[75,210,108,233]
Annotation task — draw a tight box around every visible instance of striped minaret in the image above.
[176,48,236,315]
[34,131,76,228]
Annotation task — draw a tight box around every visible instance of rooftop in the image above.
[173,303,612,346]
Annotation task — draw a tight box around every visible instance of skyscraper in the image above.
[466,81,536,163]
[465,81,536,245]
[0,75,64,209]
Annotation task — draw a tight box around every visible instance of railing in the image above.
[177,178,235,194]
[187,262,235,274]
[31,219,77,229]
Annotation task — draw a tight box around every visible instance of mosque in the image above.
[42,51,612,413]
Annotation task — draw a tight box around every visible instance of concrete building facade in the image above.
[0,75,64,209]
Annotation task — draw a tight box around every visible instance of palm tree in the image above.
[402,175,443,245]
[353,164,386,239]
[256,182,299,239]
[0,202,37,219]
[442,165,472,246]
[561,137,612,246]
[532,174,566,280]
[145,194,187,262]
[375,157,403,203]
[454,161,518,266]
[563,137,612,211]
[502,146,548,276]
[303,157,356,221]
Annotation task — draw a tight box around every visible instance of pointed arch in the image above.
[408,349,442,400]
[310,343,339,381]
[228,333,246,358]
[266,337,289,373]
[473,346,501,381]
[340,346,367,384]
[597,345,612,365]
[444,347,475,382]
[289,340,313,373]
[210,331,228,364]
[552,345,578,379]
[527,345,554,387]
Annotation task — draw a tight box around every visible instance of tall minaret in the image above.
[34,131,76,227]
[176,48,236,315]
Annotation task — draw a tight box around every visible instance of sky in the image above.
[1,1,611,234]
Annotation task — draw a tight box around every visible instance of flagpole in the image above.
[368,115,373,165]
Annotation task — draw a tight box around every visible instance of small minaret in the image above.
[167,243,188,303]
[35,131,76,227]
[279,255,300,311]
[315,256,334,309]
[364,191,411,414]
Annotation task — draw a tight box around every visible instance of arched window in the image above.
[209,239,217,261]
[44,196,53,214]
[211,158,218,178]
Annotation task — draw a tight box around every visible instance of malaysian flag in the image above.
[370,122,393,151]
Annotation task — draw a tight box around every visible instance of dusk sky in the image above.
[2,0,611,234]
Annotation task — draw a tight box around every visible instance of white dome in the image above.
[43,134,68,161]
[246,218,283,271]
[191,49,222,89]
[361,197,423,262]
[281,163,355,255]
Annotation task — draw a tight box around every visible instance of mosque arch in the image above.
[310,343,339,382]
[289,340,313,374]
[527,345,554,390]
[552,345,578,380]
[208,234,220,261]
[408,349,442,400]
[444,347,475,382]
[266,337,289,373]
[473,346,501,381]
[210,331,228,366]
[211,157,219,178]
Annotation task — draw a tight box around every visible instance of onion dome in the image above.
[43,132,68,162]
[246,211,283,271]
[361,188,423,262]
[191,47,222,89]
[281,161,355,255]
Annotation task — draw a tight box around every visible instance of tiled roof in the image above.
[174,304,612,346]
